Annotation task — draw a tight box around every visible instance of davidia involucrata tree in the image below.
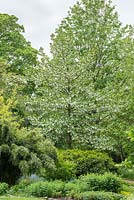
[26,0,134,151]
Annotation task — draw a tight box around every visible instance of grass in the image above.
[0,197,44,200]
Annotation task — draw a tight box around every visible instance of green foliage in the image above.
[102,173,122,193]
[128,129,134,142]
[0,198,43,200]
[25,173,122,197]
[79,173,122,193]
[117,161,134,180]
[42,149,117,180]
[20,173,123,198]
[0,14,38,132]
[9,178,32,195]
[121,182,134,196]
[0,96,57,184]
[58,149,117,177]
[26,181,52,197]
[48,180,65,197]
[43,153,76,180]
[126,129,134,166]
[26,180,64,198]
[25,0,134,154]
[74,191,126,200]
[0,183,9,195]
[9,175,47,195]
[121,169,134,180]
[0,14,38,74]
[64,180,87,197]
[1,0,134,188]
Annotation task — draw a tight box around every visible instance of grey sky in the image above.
[0,0,134,54]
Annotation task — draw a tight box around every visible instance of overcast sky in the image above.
[0,0,134,54]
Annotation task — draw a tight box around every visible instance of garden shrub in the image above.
[0,182,9,195]
[64,180,88,197]
[79,173,122,193]
[26,181,52,197]
[26,180,64,197]
[9,178,32,194]
[48,180,65,197]
[74,191,126,200]
[59,149,117,177]
[102,173,123,193]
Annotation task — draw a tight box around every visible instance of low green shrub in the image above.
[49,180,65,197]
[9,178,32,194]
[26,181,52,197]
[0,182,9,195]
[64,180,87,197]
[26,180,64,197]
[102,173,123,193]
[74,191,126,200]
[59,149,117,177]
[79,173,122,193]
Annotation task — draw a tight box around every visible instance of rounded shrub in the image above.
[58,149,117,177]
[102,173,123,193]
[79,173,122,193]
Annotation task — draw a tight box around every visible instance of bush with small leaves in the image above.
[59,149,117,177]
[26,180,64,197]
[9,178,33,195]
[0,182,9,195]
[79,173,122,193]
[64,180,88,197]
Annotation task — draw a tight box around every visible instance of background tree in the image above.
[0,14,38,74]
[0,14,39,127]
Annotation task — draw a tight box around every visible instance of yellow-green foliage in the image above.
[0,96,57,184]
[58,149,117,177]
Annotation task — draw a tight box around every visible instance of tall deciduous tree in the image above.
[26,0,129,150]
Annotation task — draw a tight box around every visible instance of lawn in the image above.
[0,197,44,200]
